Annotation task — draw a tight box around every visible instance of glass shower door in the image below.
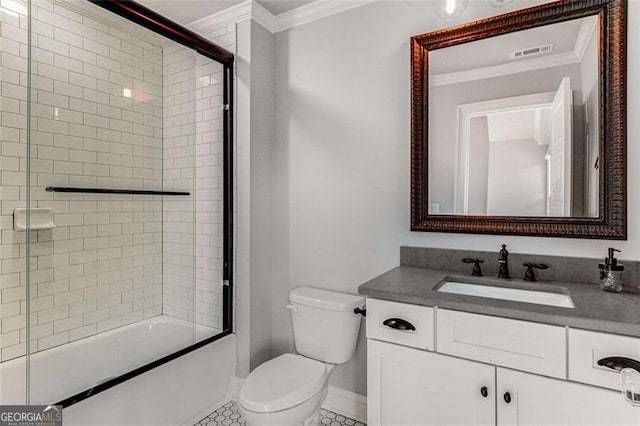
[0,0,30,405]
[0,0,232,407]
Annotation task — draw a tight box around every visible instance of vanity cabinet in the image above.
[366,299,640,425]
[498,368,640,425]
[368,339,495,426]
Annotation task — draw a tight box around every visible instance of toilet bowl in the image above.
[237,353,334,426]
[237,287,364,425]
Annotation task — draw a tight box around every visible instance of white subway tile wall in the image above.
[0,0,231,362]
[191,22,236,331]
[161,21,235,330]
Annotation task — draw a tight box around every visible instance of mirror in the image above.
[429,16,598,217]
[411,0,626,238]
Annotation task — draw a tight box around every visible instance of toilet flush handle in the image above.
[286,304,299,313]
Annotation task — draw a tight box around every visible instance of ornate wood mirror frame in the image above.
[411,0,627,239]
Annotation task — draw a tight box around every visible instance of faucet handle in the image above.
[523,263,549,281]
[462,258,484,276]
[498,244,509,262]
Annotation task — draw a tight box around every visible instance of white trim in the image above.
[230,376,244,400]
[455,92,555,214]
[323,385,367,424]
[574,16,597,62]
[452,105,462,213]
[457,92,557,117]
[252,1,277,33]
[274,0,377,32]
[186,1,275,35]
[430,51,580,87]
[186,0,382,35]
[534,108,543,145]
[187,0,252,33]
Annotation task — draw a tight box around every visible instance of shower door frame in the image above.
[45,0,236,407]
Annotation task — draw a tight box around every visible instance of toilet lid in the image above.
[238,353,328,413]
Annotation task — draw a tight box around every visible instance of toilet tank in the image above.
[289,287,364,364]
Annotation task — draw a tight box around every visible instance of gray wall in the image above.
[235,19,276,378]
[468,117,489,214]
[249,21,275,370]
[428,63,583,214]
[580,24,600,217]
[486,138,548,215]
[269,0,640,396]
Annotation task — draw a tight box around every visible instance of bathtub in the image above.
[0,315,236,425]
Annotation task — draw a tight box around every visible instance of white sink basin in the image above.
[438,281,575,308]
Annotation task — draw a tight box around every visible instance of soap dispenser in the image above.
[599,248,624,293]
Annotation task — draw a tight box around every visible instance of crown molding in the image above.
[187,0,252,33]
[185,0,595,40]
[430,50,581,87]
[273,0,377,32]
[251,1,277,33]
[186,0,381,35]
[186,1,275,34]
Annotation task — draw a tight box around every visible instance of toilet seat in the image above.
[238,353,328,413]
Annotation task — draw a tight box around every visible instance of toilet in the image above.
[237,287,364,425]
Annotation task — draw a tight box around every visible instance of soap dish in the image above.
[13,207,56,231]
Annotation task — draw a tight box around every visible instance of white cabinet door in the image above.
[497,368,640,426]
[368,339,495,426]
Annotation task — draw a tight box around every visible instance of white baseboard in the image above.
[229,375,243,400]
[323,385,367,424]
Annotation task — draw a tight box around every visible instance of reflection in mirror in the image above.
[428,15,599,217]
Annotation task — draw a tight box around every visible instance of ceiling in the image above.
[486,108,552,145]
[136,0,318,24]
[261,0,318,15]
[429,15,595,75]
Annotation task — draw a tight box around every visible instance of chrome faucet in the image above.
[497,244,510,279]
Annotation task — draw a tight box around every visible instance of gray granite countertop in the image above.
[358,266,640,338]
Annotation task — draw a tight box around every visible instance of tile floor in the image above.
[194,401,365,426]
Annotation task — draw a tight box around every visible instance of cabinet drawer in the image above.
[569,329,640,391]
[366,298,434,350]
[437,309,566,378]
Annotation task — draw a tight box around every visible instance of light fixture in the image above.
[435,0,469,21]
[122,88,132,98]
